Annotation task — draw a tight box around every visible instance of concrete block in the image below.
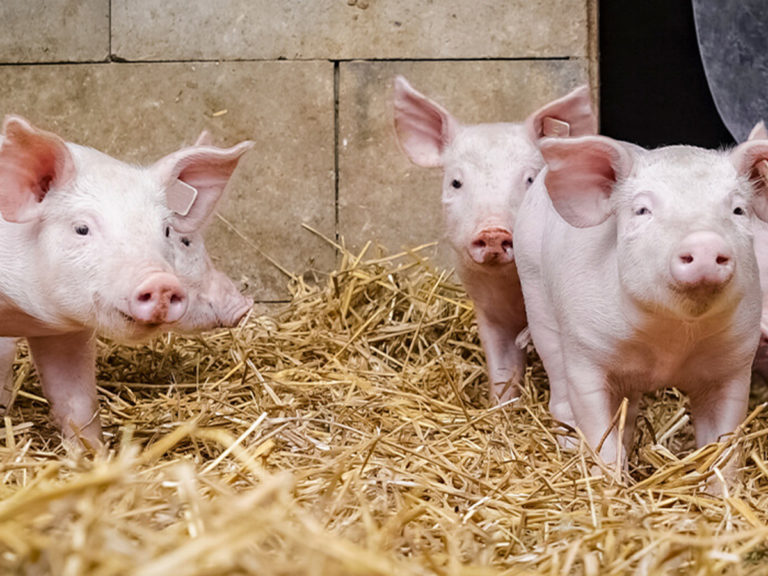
[0,61,335,300]
[337,60,591,267]
[0,0,109,63]
[112,0,587,61]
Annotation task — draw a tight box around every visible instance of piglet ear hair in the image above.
[393,75,460,168]
[526,84,598,142]
[748,121,768,141]
[153,139,254,233]
[541,135,633,228]
[0,115,75,223]
[731,138,768,222]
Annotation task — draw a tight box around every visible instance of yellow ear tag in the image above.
[542,117,571,138]
[166,180,198,216]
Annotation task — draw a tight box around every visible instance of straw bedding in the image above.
[2,239,768,575]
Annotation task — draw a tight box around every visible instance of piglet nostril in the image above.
[680,254,694,264]
[716,255,730,265]
[501,239,513,251]
[473,239,487,249]
[138,292,153,303]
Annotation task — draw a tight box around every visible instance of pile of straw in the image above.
[2,239,768,575]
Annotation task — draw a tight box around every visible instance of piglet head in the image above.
[0,115,193,340]
[151,136,254,331]
[542,134,766,319]
[393,76,596,271]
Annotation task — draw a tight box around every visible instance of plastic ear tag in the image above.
[759,159,768,182]
[542,117,571,137]
[166,180,198,216]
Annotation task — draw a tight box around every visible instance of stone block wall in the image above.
[0,0,595,301]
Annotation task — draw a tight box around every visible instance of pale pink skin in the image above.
[164,227,253,332]
[745,122,768,378]
[164,130,254,333]
[0,116,252,449]
[514,133,768,469]
[393,76,597,402]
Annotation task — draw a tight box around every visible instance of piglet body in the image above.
[514,134,768,467]
[393,77,596,401]
[0,116,252,448]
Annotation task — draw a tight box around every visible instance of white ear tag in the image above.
[542,117,571,138]
[166,180,198,216]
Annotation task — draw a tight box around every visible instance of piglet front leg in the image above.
[475,312,526,403]
[687,372,751,494]
[0,337,18,413]
[28,330,103,452]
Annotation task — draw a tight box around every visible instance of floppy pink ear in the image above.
[542,135,633,228]
[731,139,768,222]
[393,75,459,168]
[525,84,598,142]
[153,140,254,233]
[0,115,75,223]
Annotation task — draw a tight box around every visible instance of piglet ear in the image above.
[731,138,768,222]
[193,130,214,146]
[153,140,254,233]
[541,135,633,228]
[526,85,598,142]
[0,115,75,223]
[748,121,768,141]
[393,75,460,168]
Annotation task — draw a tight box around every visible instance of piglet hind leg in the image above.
[28,330,104,453]
[0,338,18,413]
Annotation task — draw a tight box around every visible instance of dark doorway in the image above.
[599,0,734,149]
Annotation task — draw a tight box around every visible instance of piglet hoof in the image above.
[514,327,532,350]
[489,379,520,405]
[59,414,106,458]
[61,432,106,459]
[701,452,741,498]
[556,431,579,450]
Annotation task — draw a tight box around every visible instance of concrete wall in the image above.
[0,0,595,301]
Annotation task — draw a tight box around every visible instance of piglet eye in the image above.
[526,176,535,185]
[74,224,90,236]
[165,226,170,237]
[634,207,651,216]
[181,237,191,247]
[451,179,463,189]
[733,206,746,216]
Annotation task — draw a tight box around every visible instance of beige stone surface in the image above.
[0,61,335,300]
[0,0,108,62]
[112,0,587,61]
[338,60,591,267]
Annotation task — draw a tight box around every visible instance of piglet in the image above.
[163,130,253,332]
[0,116,252,449]
[514,133,768,473]
[744,122,768,378]
[393,77,596,402]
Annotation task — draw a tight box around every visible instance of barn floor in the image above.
[1,243,768,575]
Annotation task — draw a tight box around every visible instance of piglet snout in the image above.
[469,227,514,265]
[670,231,735,288]
[130,273,188,325]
